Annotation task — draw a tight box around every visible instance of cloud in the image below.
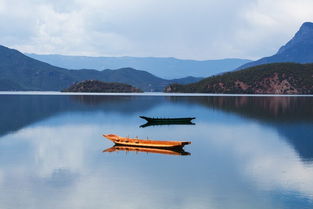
[0,0,313,59]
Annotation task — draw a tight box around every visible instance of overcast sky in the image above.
[0,0,312,60]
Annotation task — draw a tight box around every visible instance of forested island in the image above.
[62,80,143,93]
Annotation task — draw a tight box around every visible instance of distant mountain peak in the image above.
[300,22,313,29]
[277,21,313,55]
[238,22,313,69]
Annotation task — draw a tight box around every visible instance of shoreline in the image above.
[0,91,313,97]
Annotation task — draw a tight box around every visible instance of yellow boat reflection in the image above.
[103,145,191,156]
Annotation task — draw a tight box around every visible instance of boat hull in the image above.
[139,116,195,123]
[103,134,191,148]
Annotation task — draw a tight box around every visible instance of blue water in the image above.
[0,94,313,209]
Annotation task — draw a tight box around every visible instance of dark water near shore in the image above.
[0,94,313,209]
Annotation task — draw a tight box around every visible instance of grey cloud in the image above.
[0,0,312,59]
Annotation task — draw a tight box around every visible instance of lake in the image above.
[0,94,313,209]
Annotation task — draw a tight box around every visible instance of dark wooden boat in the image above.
[140,121,195,128]
[103,145,190,156]
[103,134,191,148]
[139,116,195,123]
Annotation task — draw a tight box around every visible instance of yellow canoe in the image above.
[103,134,191,148]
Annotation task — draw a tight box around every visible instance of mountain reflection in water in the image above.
[168,96,313,122]
[168,96,313,161]
[0,94,313,209]
[0,95,312,161]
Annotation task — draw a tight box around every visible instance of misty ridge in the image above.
[26,54,251,79]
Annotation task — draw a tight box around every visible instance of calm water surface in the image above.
[0,94,313,209]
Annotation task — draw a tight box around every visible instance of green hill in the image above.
[62,80,143,93]
[0,79,25,91]
[0,45,201,92]
[165,63,313,94]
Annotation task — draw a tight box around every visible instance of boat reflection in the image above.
[103,145,191,156]
[139,116,196,128]
[140,121,195,128]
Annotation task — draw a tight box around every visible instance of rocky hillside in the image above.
[238,22,313,70]
[62,80,143,93]
[165,63,313,94]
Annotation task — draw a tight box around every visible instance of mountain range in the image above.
[238,22,313,70]
[167,22,313,94]
[1,22,313,93]
[26,54,251,79]
[0,45,201,92]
